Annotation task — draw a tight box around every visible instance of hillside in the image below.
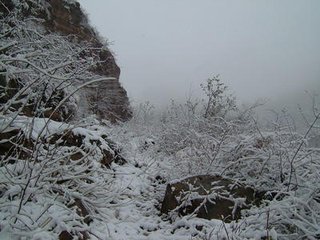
[0,0,131,122]
[0,1,319,240]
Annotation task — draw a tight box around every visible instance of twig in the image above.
[287,112,320,191]
[222,220,231,240]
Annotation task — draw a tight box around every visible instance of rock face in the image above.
[1,0,132,122]
[161,175,266,222]
[47,0,132,122]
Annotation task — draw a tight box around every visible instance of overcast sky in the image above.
[78,0,320,108]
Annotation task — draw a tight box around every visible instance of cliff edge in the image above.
[1,0,132,122]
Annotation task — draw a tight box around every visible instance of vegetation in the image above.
[120,77,320,239]
[0,1,319,239]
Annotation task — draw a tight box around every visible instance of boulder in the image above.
[161,175,266,222]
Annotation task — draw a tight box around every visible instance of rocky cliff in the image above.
[1,0,132,122]
[0,2,133,238]
[48,0,132,122]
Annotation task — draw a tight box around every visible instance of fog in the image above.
[78,0,320,111]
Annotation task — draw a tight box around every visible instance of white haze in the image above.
[78,0,320,112]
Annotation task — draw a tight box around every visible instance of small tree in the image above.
[201,75,237,118]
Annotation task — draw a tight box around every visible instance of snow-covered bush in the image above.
[0,115,127,238]
[150,79,320,239]
[0,3,124,238]
[201,75,237,118]
[1,1,319,239]
[0,8,110,121]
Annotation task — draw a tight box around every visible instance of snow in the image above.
[1,0,319,238]
[1,91,319,240]
[0,116,69,139]
[1,112,320,239]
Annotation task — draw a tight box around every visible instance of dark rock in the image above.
[0,70,6,96]
[70,151,84,161]
[101,137,127,165]
[48,130,84,147]
[60,199,92,239]
[100,148,114,167]
[48,130,126,167]
[6,78,22,99]
[0,127,34,161]
[0,75,72,122]
[48,130,87,150]
[113,150,127,165]
[59,230,89,240]
[161,175,266,222]
[71,198,92,225]
[0,78,23,105]
[59,230,73,240]
[0,128,21,150]
[100,147,126,167]
[0,0,15,18]
[0,125,126,168]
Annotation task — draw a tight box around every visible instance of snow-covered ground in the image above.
[1,0,319,238]
[95,107,320,239]
[1,102,320,239]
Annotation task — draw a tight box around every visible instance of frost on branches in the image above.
[123,79,320,239]
[0,2,125,239]
[0,1,320,240]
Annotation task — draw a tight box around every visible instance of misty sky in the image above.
[78,0,320,108]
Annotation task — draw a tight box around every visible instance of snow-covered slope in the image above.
[0,1,319,239]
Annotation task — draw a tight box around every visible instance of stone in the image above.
[48,130,126,167]
[161,175,266,222]
[100,148,114,167]
[0,75,72,122]
[0,127,34,161]
[70,198,92,225]
[70,151,84,161]
[59,231,73,240]
[59,230,89,240]
[48,130,84,147]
